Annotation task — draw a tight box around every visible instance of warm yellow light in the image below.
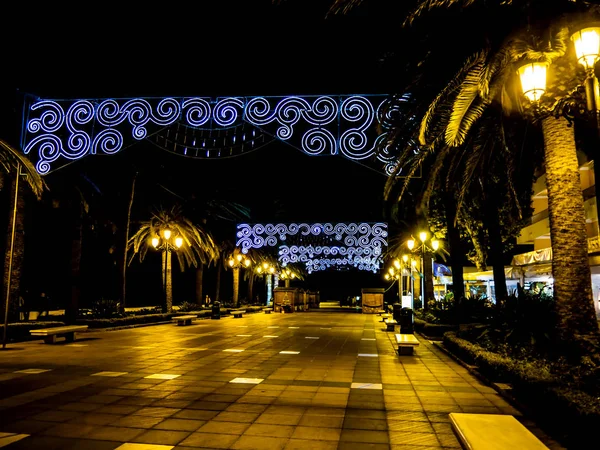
[257,267,263,274]
[269,266,275,274]
[263,262,268,269]
[432,240,439,251]
[407,239,415,250]
[419,231,427,243]
[163,228,172,240]
[151,237,159,248]
[517,61,548,102]
[291,273,295,278]
[228,259,234,267]
[571,27,600,70]
[175,237,183,248]
[402,254,408,263]
[393,259,401,269]
[244,259,251,267]
[388,267,395,275]
[412,260,417,267]
[384,274,390,280]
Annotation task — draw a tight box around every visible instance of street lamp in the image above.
[256,262,276,306]
[407,231,439,310]
[279,268,297,287]
[228,250,251,307]
[151,227,183,313]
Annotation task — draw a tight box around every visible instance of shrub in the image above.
[90,298,123,318]
[177,301,197,312]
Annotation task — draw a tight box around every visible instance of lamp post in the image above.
[151,228,183,313]
[279,268,297,288]
[515,24,600,338]
[256,262,276,306]
[228,250,251,308]
[407,231,439,310]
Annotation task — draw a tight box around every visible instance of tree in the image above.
[390,0,600,356]
[128,206,219,312]
[0,139,46,324]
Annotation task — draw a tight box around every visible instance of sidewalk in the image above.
[0,312,564,449]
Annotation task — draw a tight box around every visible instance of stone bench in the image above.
[449,413,549,449]
[263,308,273,314]
[384,319,397,331]
[380,313,391,322]
[173,315,197,326]
[230,310,245,318]
[395,333,420,355]
[30,325,89,344]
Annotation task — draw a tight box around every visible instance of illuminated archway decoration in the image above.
[21,94,402,175]
[236,222,387,273]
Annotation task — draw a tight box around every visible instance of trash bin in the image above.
[392,303,403,323]
[399,307,414,334]
[211,301,221,320]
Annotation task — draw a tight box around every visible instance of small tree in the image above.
[128,206,219,312]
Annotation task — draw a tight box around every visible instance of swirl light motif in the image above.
[22,94,391,174]
[236,222,387,273]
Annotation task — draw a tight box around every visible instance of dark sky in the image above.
[8,1,413,98]
[3,1,421,304]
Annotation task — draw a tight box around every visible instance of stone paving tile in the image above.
[0,312,565,449]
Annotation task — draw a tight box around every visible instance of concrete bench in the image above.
[263,308,273,314]
[384,319,397,331]
[173,315,197,326]
[380,313,391,322]
[395,333,420,355]
[30,325,89,344]
[230,310,245,318]
[449,413,549,449]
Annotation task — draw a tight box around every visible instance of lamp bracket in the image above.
[535,85,589,126]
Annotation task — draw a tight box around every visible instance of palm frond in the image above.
[419,51,486,146]
[0,139,47,199]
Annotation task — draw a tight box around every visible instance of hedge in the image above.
[443,331,600,448]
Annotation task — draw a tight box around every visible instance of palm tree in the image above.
[128,206,219,313]
[384,0,600,355]
[0,139,46,324]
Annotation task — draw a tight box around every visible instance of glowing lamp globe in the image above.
[571,27,600,70]
[517,62,548,102]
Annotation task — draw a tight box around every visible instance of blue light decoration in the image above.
[236,223,387,273]
[22,94,404,175]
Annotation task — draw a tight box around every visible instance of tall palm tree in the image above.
[0,139,46,323]
[386,0,600,355]
[128,206,219,312]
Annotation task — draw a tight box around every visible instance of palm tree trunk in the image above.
[486,190,508,302]
[445,194,465,302]
[2,175,25,322]
[232,267,240,307]
[118,172,137,315]
[67,190,84,324]
[542,116,600,351]
[195,265,204,306]
[424,252,434,308]
[248,272,254,303]
[215,262,222,303]
[165,250,173,313]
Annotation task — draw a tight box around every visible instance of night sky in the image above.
[3,1,421,306]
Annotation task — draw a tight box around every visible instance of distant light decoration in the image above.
[23,94,394,174]
[236,222,387,273]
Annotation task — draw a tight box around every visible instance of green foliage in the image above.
[90,298,123,319]
[443,331,600,448]
[176,301,197,313]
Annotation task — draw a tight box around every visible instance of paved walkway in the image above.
[0,312,564,449]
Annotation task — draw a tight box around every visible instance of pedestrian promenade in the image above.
[0,312,564,449]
